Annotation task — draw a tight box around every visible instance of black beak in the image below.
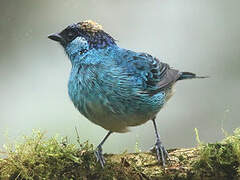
[48,33,63,42]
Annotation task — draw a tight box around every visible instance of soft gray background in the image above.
[0,0,239,154]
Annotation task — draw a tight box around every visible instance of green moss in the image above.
[178,155,185,162]
[0,128,239,179]
[0,130,148,179]
[192,128,240,178]
[0,130,94,179]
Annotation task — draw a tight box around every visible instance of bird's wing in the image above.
[120,50,181,95]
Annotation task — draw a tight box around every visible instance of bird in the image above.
[48,20,207,167]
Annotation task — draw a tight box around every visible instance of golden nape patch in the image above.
[79,20,103,33]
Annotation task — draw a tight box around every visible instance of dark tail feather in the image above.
[177,72,209,81]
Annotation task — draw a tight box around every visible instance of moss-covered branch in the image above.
[0,128,239,180]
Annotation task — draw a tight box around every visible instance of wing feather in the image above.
[121,51,180,95]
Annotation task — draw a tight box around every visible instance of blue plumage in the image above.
[48,20,206,167]
[67,43,167,132]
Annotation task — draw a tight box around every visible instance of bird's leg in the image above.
[95,131,112,168]
[151,117,169,166]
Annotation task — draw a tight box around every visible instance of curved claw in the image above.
[95,145,105,168]
[151,140,169,166]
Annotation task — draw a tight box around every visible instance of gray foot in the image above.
[151,140,169,166]
[95,145,105,168]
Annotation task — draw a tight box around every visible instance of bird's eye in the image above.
[67,31,76,40]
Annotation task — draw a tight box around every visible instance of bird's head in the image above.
[48,20,116,60]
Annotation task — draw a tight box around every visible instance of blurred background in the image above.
[0,0,239,154]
